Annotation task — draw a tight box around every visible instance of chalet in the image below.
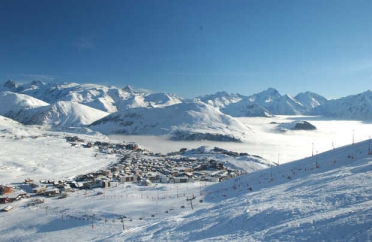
[44,187,60,196]
[171,176,190,183]
[101,179,110,188]
[0,196,9,204]
[111,166,120,173]
[70,181,84,188]
[116,144,125,149]
[184,172,194,178]
[32,186,46,194]
[159,175,168,183]
[83,181,95,189]
[103,170,112,177]
[61,184,72,193]
[100,142,110,149]
[182,167,194,173]
[192,172,206,181]
[145,172,160,183]
[203,176,221,182]
[0,185,12,195]
[126,143,139,150]
[119,174,135,183]
[86,178,111,189]
[0,188,28,203]
[118,164,125,171]
[66,136,79,142]
[24,178,33,184]
[30,181,41,188]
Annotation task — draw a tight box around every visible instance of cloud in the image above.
[74,37,96,52]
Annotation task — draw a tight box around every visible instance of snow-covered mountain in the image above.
[221,101,272,117]
[90,101,251,141]
[9,101,109,127]
[196,92,271,117]
[248,87,282,105]
[2,79,372,129]
[0,91,49,115]
[198,88,309,116]
[0,90,108,127]
[265,94,307,115]
[1,80,183,113]
[246,89,306,115]
[312,90,372,120]
[295,91,328,111]
[195,91,245,109]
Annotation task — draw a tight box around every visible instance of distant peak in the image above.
[4,79,18,90]
[265,87,279,94]
[254,88,281,97]
[214,91,229,96]
[31,80,46,86]
[123,85,135,93]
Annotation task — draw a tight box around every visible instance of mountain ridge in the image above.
[1,80,372,139]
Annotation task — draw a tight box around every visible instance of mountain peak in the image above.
[123,85,135,93]
[3,79,18,90]
[30,80,46,86]
[266,87,279,93]
[249,88,281,104]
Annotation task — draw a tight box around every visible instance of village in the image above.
[1,134,246,210]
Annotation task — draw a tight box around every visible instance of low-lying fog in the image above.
[110,116,372,164]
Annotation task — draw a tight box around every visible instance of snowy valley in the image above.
[0,80,372,241]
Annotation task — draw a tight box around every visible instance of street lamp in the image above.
[312,143,314,157]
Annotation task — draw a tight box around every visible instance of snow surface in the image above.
[110,116,372,164]
[0,116,371,241]
[312,90,372,120]
[90,101,251,141]
[3,80,372,122]
[0,91,49,114]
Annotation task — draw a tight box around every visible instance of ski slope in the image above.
[118,140,372,241]
[1,127,371,241]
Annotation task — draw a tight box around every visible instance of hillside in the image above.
[312,90,372,120]
[90,101,251,141]
[0,91,49,114]
[4,101,109,127]
[130,140,372,241]
[0,119,370,241]
[295,91,328,111]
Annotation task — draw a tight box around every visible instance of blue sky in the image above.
[1,0,372,98]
